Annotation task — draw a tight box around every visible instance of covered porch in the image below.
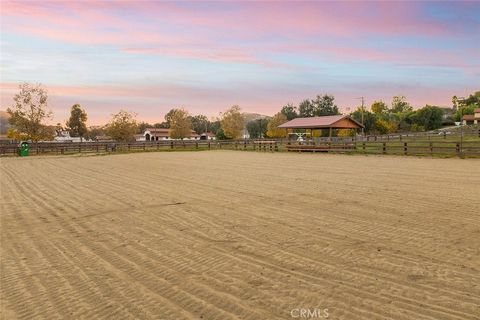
[278,115,364,140]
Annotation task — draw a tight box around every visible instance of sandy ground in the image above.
[1,151,479,320]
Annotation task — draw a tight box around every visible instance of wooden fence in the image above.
[2,138,480,157]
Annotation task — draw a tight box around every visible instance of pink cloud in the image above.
[2,1,477,69]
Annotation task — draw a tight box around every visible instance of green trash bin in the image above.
[18,141,30,157]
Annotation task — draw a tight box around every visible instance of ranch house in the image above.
[462,108,480,125]
[142,128,200,141]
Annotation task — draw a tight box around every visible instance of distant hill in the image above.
[0,110,11,134]
[243,112,271,123]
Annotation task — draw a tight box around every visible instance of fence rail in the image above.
[2,138,480,157]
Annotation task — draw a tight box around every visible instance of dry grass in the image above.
[1,151,479,319]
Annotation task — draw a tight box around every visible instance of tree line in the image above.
[268,93,480,137]
[4,83,480,142]
[5,83,248,142]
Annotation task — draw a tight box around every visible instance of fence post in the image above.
[170,141,174,149]
[244,141,247,150]
[404,142,408,155]
[362,142,365,151]
[430,142,433,156]
[456,143,460,156]
[208,141,211,149]
[274,142,278,152]
[195,142,198,149]
[444,132,446,139]
[382,142,386,154]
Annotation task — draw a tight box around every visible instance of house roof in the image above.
[462,114,475,121]
[145,128,199,137]
[278,115,364,129]
[146,128,169,133]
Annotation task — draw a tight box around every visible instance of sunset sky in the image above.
[1,1,479,125]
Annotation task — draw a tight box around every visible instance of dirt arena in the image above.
[1,151,479,319]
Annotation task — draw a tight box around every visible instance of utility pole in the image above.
[361,97,365,136]
[355,97,365,136]
[458,97,465,155]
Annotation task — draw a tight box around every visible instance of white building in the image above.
[200,132,216,140]
[143,128,200,141]
[54,130,87,142]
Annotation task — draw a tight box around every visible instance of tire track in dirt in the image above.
[2,152,479,319]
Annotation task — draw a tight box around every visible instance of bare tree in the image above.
[7,83,53,141]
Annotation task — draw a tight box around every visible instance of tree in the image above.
[350,108,376,134]
[413,105,443,130]
[246,118,269,138]
[391,95,412,113]
[164,109,177,128]
[220,105,245,139]
[0,111,11,135]
[371,101,388,114]
[453,91,480,121]
[153,122,169,128]
[298,99,315,117]
[168,108,192,139]
[190,114,209,134]
[280,103,298,120]
[312,94,339,116]
[266,112,288,138]
[452,95,459,111]
[374,119,397,134]
[298,95,339,117]
[6,83,53,141]
[85,126,106,141]
[137,122,153,133]
[105,110,138,142]
[209,120,221,134]
[215,128,228,140]
[454,104,476,122]
[66,104,88,141]
[463,91,480,107]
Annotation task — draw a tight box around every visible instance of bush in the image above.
[337,129,355,137]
